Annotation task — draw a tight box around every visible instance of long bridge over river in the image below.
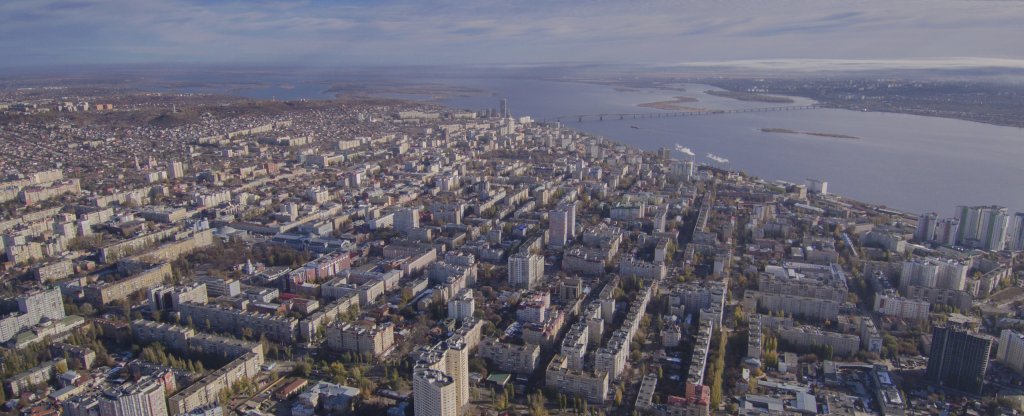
[545,104,821,123]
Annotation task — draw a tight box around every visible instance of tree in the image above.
[329,362,348,384]
[529,392,549,416]
[708,329,727,409]
[494,391,509,411]
[733,306,745,326]
[293,360,312,377]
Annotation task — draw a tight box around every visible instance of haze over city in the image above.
[2,1,1024,416]
[2,0,1024,68]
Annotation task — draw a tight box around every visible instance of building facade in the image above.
[998,329,1024,375]
[508,251,543,289]
[926,326,992,394]
[548,203,576,248]
[98,377,169,416]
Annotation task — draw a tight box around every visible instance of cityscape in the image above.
[2,1,1024,416]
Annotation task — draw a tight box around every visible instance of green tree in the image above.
[494,391,508,411]
[529,392,549,416]
[293,360,312,377]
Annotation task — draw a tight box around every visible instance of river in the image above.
[152,73,1024,216]
[435,78,1024,216]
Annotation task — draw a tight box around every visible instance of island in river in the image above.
[704,90,795,103]
[760,127,859,140]
[637,96,703,111]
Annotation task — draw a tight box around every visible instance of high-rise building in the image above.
[955,205,1009,251]
[508,251,544,289]
[926,326,992,394]
[0,288,66,343]
[806,178,828,195]
[499,98,509,119]
[98,377,169,416]
[549,202,576,248]
[395,208,420,233]
[915,212,938,242]
[168,161,185,180]
[549,209,570,247]
[670,159,695,181]
[934,217,960,246]
[412,337,469,416]
[998,329,1024,375]
[445,340,470,408]
[413,369,459,416]
[1007,212,1024,252]
[447,288,475,320]
[900,258,969,291]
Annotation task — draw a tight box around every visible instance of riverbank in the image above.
[705,90,795,103]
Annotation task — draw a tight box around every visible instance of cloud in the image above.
[675,145,695,157]
[707,153,729,164]
[0,0,1021,67]
[665,57,1024,71]
[734,11,871,37]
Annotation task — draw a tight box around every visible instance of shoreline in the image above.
[704,89,795,103]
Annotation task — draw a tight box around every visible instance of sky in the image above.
[2,0,1024,69]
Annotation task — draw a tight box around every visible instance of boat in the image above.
[630,125,640,129]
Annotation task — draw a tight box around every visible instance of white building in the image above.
[806,178,828,195]
[508,251,544,289]
[412,337,470,416]
[168,161,185,180]
[873,291,930,321]
[413,369,459,416]
[955,205,1009,251]
[98,377,169,416]
[998,329,1024,375]
[934,217,960,246]
[1007,212,1024,252]
[448,289,475,320]
[548,203,576,248]
[900,258,969,291]
[0,288,65,343]
[670,159,695,181]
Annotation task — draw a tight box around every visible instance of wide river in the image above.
[158,74,1024,216]
[431,78,1024,217]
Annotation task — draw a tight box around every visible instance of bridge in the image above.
[544,104,821,123]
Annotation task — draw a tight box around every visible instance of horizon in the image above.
[2,0,1023,69]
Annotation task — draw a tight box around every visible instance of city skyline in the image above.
[3,1,1024,415]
